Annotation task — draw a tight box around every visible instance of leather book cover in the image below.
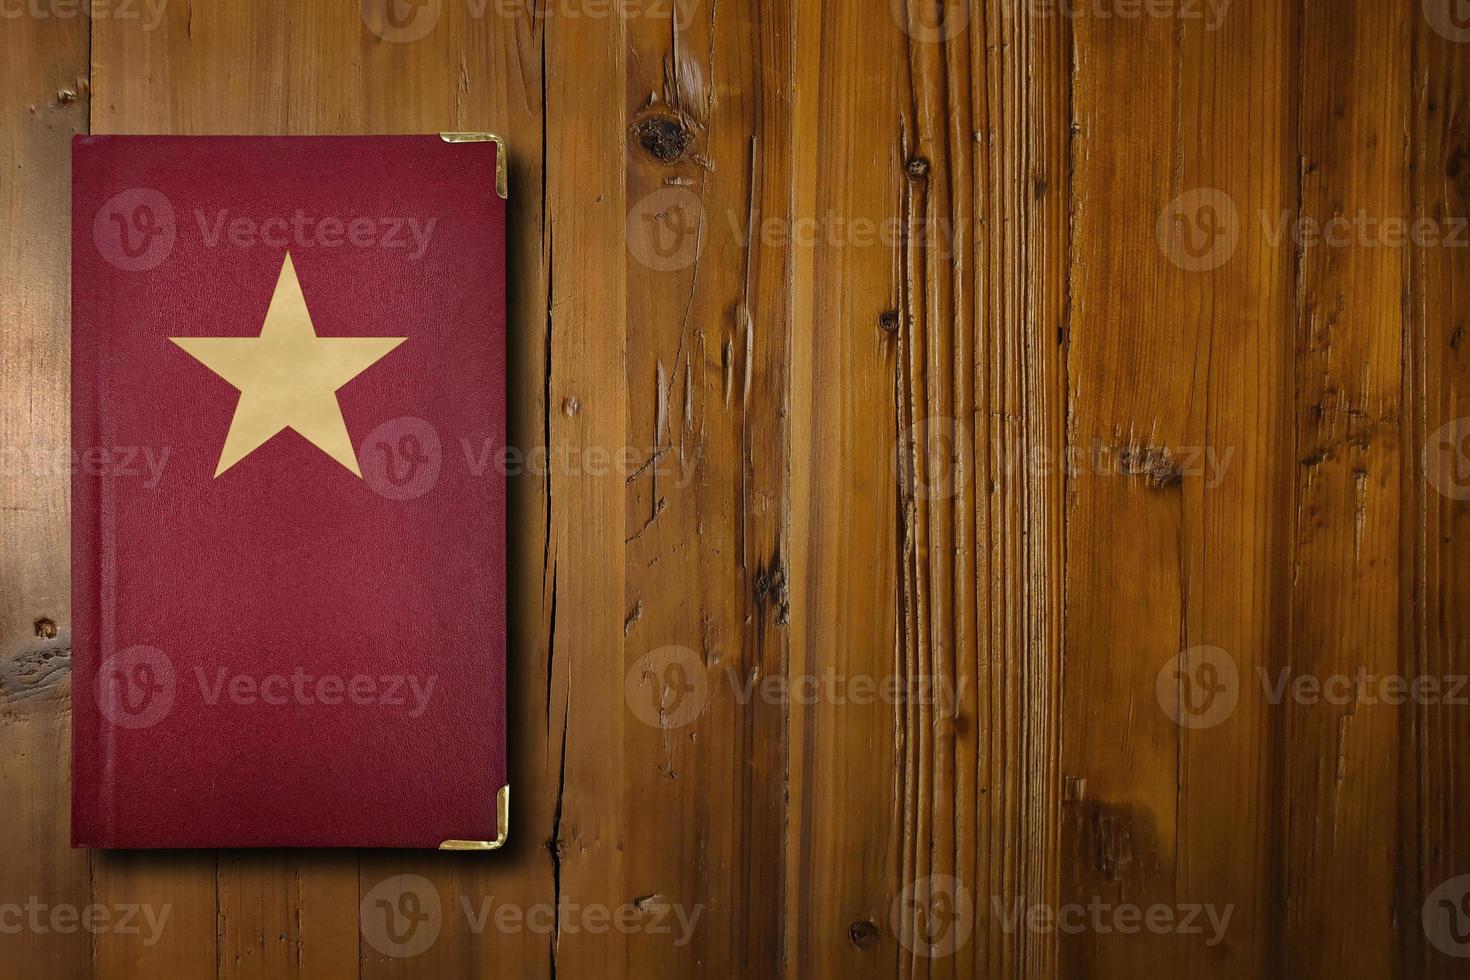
[71,135,508,849]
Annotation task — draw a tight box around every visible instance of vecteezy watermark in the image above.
[195,667,438,719]
[1424,0,1470,43]
[0,900,172,946]
[624,646,965,730]
[0,0,168,29]
[361,875,443,959]
[890,876,1233,958]
[96,648,439,729]
[1156,646,1240,730]
[627,188,705,272]
[625,646,710,729]
[1425,418,1470,501]
[359,417,444,500]
[359,875,702,959]
[896,418,1235,501]
[892,0,1231,43]
[1160,189,1470,272]
[988,896,1233,947]
[94,188,176,272]
[360,0,443,42]
[1158,646,1470,729]
[1258,668,1469,708]
[890,0,970,43]
[194,210,438,259]
[93,192,439,270]
[892,876,975,958]
[730,210,959,255]
[627,191,965,272]
[1257,209,1470,250]
[490,0,700,26]
[361,0,698,43]
[358,416,698,501]
[1424,874,1470,958]
[1029,0,1232,29]
[0,443,171,488]
[460,894,701,947]
[95,645,177,729]
[1157,188,1241,272]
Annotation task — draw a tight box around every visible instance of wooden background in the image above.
[4,0,1469,976]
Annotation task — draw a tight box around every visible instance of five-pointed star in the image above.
[171,252,406,478]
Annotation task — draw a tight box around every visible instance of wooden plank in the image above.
[215,851,359,979]
[788,0,908,975]
[792,6,1073,980]
[1282,3,1407,975]
[533,1,631,976]
[0,8,94,980]
[964,4,1070,979]
[91,852,218,979]
[1063,2,1295,977]
[1406,11,1470,978]
[622,0,792,975]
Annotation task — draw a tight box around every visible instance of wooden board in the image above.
[2,1,1468,977]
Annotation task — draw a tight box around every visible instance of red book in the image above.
[71,135,508,849]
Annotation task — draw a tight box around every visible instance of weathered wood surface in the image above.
[2,0,1468,977]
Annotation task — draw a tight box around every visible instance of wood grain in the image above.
[4,0,1470,977]
[1064,2,1294,977]
[622,0,792,975]
[789,2,906,975]
[0,8,91,980]
[1407,10,1470,980]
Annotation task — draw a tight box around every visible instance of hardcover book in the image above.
[71,134,508,849]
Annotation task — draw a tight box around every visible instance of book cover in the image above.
[71,134,508,849]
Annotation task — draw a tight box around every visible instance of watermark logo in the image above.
[361,875,443,958]
[0,0,168,30]
[1156,645,1239,729]
[0,900,171,946]
[1259,667,1467,708]
[360,416,443,500]
[361,0,442,42]
[892,875,975,958]
[461,894,702,944]
[990,896,1233,945]
[1425,418,1470,501]
[194,667,437,718]
[625,646,709,730]
[627,188,704,272]
[1157,188,1239,272]
[94,188,176,272]
[1425,0,1470,42]
[890,0,970,43]
[1163,193,1470,272]
[623,648,965,730]
[491,0,701,26]
[897,416,968,501]
[892,420,1234,501]
[1030,0,1232,29]
[1424,874,1470,957]
[95,645,175,729]
[350,424,699,498]
[194,210,437,258]
[1,443,171,487]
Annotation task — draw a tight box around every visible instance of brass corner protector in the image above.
[439,784,510,851]
[439,132,508,199]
